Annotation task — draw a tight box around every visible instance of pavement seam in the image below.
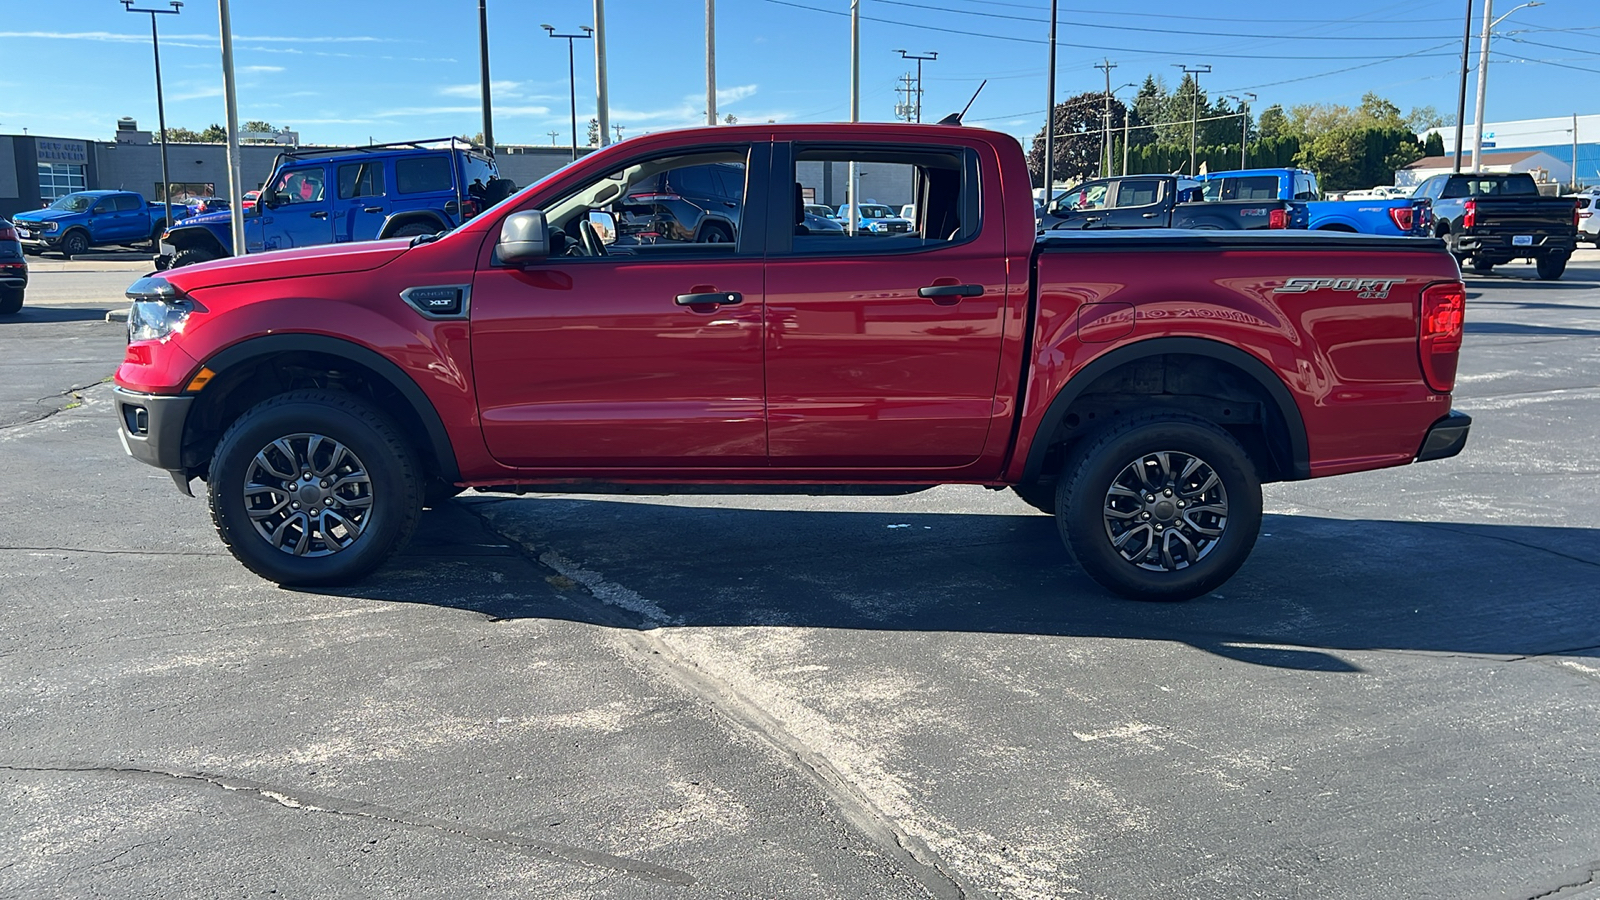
[1525,863,1600,899]
[459,500,980,900]
[0,763,696,887]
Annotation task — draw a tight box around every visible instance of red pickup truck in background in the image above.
[112,122,1470,601]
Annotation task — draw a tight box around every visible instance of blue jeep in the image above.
[159,138,509,268]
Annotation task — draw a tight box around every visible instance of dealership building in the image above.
[0,119,587,220]
[1420,112,1600,190]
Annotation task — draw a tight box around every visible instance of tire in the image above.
[170,247,220,268]
[392,222,439,238]
[1057,414,1262,601]
[422,479,463,509]
[698,222,734,244]
[1536,254,1567,281]
[59,230,89,259]
[208,390,422,586]
[1010,481,1057,515]
[1469,258,1494,274]
[0,288,21,315]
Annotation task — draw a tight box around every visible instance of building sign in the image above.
[37,139,88,165]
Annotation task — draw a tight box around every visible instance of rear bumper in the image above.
[112,387,193,476]
[1416,410,1471,462]
[1454,232,1575,257]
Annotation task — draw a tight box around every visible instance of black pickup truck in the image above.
[1037,174,1306,232]
[1412,171,1578,279]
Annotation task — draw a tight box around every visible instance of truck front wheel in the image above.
[209,390,422,586]
[1057,414,1262,601]
[59,230,89,259]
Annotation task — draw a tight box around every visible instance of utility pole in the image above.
[895,73,917,123]
[548,130,561,146]
[613,123,625,143]
[1573,113,1580,191]
[477,0,494,153]
[594,0,610,145]
[542,24,594,161]
[1043,0,1058,201]
[1094,59,1116,177]
[896,50,937,123]
[217,0,244,257]
[705,0,717,125]
[1174,64,1211,176]
[1452,0,1473,172]
[121,1,181,241]
[1242,93,1255,169]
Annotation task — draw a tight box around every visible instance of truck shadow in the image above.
[316,497,1600,673]
[2,306,122,324]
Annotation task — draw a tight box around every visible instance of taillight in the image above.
[462,198,481,220]
[0,225,15,241]
[1419,281,1466,393]
[1461,199,1476,229]
[1575,201,1583,229]
[1268,208,1289,229]
[1388,206,1414,232]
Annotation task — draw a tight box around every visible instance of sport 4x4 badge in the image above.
[1273,277,1406,299]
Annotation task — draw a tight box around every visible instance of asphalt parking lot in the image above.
[3,250,1597,899]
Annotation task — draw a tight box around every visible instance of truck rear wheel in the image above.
[209,390,422,586]
[1057,414,1262,601]
[1536,254,1567,281]
[1469,258,1495,274]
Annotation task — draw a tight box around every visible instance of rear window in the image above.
[1229,176,1280,201]
[114,194,143,212]
[462,154,496,188]
[395,156,454,195]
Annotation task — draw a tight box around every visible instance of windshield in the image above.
[860,205,893,218]
[48,194,94,212]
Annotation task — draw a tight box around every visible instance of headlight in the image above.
[44,221,60,233]
[125,276,203,342]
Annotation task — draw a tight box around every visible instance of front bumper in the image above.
[1416,410,1471,462]
[18,234,59,250]
[113,387,195,488]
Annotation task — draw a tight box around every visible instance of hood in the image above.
[165,240,412,292]
[13,209,78,224]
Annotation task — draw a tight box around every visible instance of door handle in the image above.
[1142,211,1162,218]
[917,283,984,305]
[676,291,742,306]
[363,206,383,214]
[309,211,329,219]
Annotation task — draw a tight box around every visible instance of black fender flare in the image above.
[163,224,230,256]
[198,333,461,481]
[378,212,449,239]
[1022,336,1310,482]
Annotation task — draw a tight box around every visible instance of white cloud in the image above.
[169,86,225,102]
[717,84,759,105]
[373,104,550,118]
[239,65,285,74]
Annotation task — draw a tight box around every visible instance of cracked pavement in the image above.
[2,253,1598,899]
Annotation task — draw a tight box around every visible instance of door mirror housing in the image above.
[497,210,549,265]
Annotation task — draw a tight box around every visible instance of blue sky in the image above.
[1,0,1594,147]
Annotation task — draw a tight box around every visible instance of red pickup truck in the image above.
[113,123,1470,601]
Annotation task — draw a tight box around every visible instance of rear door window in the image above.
[1112,179,1162,208]
[395,156,453,195]
[1227,176,1281,201]
[114,194,143,212]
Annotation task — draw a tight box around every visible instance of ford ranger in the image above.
[112,122,1471,601]
[14,190,182,258]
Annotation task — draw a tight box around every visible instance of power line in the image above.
[872,0,1461,41]
[758,0,1463,60]
[1214,41,1461,93]
[926,0,1461,26]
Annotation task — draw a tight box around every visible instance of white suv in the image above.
[1571,194,1598,245]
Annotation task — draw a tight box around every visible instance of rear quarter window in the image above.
[395,156,454,195]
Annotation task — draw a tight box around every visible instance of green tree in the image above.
[1129,75,1165,148]
[1406,105,1448,132]
[586,117,600,147]
[198,124,228,142]
[1423,132,1446,157]
[159,126,202,143]
[1257,105,1288,140]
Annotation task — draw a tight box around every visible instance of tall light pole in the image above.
[477,0,493,153]
[121,1,181,238]
[593,0,610,146]
[847,0,859,236]
[1471,1,1542,172]
[1174,63,1211,176]
[1227,93,1256,169]
[1042,0,1058,200]
[896,50,937,123]
[217,0,243,255]
[543,24,593,161]
[705,0,717,125]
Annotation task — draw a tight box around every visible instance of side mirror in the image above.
[586,210,616,245]
[497,210,549,265]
